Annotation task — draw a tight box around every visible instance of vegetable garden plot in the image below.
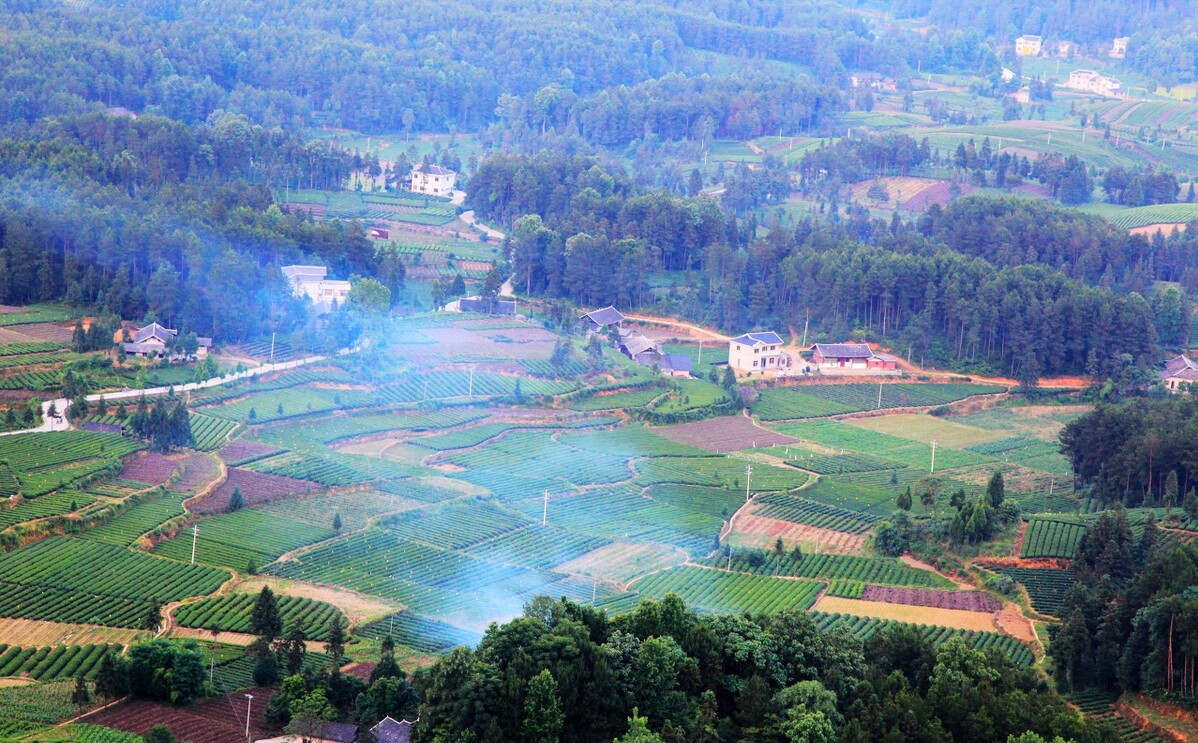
[752,492,877,533]
[811,612,1034,667]
[0,679,77,724]
[631,566,824,614]
[356,611,481,653]
[696,552,951,588]
[860,586,1001,612]
[984,566,1074,617]
[175,593,344,640]
[0,489,94,531]
[1020,515,1087,559]
[153,511,334,571]
[79,494,186,547]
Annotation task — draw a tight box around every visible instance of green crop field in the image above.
[985,565,1075,617]
[0,537,227,626]
[752,492,878,533]
[812,613,1034,667]
[175,593,344,640]
[1103,203,1198,229]
[0,431,143,497]
[1020,515,1087,559]
[631,566,824,613]
[153,510,334,572]
[753,383,1003,421]
[0,490,95,531]
[653,378,730,414]
[356,611,480,654]
[79,494,187,547]
[695,551,952,587]
[0,643,121,682]
[189,413,238,450]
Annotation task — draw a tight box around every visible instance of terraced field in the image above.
[153,511,335,572]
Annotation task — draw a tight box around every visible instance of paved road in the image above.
[459,209,506,241]
[0,355,329,438]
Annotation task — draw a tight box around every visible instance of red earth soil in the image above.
[191,468,317,513]
[657,416,797,452]
[81,687,277,743]
[217,441,280,465]
[118,453,179,486]
[170,454,222,494]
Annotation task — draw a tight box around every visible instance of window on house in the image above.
[753,360,758,367]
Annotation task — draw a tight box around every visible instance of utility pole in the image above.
[468,367,474,398]
[877,382,883,410]
[245,694,254,742]
[801,308,810,348]
[191,525,198,565]
[269,332,275,365]
[697,340,703,366]
[542,490,548,526]
[930,440,938,473]
[745,465,753,503]
[591,578,597,604]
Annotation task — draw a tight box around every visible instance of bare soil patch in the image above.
[12,322,74,343]
[1129,222,1187,237]
[232,577,399,626]
[657,416,797,452]
[813,595,1001,632]
[189,468,317,513]
[82,687,277,743]
[0,618,146,647]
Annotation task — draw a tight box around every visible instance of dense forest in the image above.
[468,151,1192,379]
[410,595,1117,743]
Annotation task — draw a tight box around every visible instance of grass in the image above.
[846,414,1006,448]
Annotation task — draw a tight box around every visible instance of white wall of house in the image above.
[729,341,787,372]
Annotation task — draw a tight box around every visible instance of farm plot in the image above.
[567,388,664,411]
[377,371,576,403]
[1105,203,1198,229]
[728,504,870,554]
[652,378,731,414]
[812,613,1034,667]
[117,454,177,486]
[697,551,952,587]
[153,510,334,571]
[216,441,279,466]
[771,420,991,471]
[175,593,344,640]
[635,456,808,492]
[631,566,823,614]
[203,385,373,424]
[985,566,1075,617]
[385,501,531,549]
[0,538,228,626]
[189,468,317,513]
[655,415,796,452]
[752,492,877,533]
[510,484,723,555]
[268,530,570,621]
[256,489,425,531]
[847,414,1006,448]
[1020,514,1087,559]
[0,490,95,531]
[812,595,999,633]
[644,484,743,520]
[662,343,728,369]
[241,448,416,486]
[465,524,611,570]
[300,409,489,445]
[860,585,1001,612]
[556,542,687,585]
[769,449,902,475]
[356,612,481,654]
[0,431,143,497]
[80,686,277,743]
[0,679,77,725]
[79,494,186,547]
[169,454,221,494]
[0,341,64,356]
[753,383,1003,421]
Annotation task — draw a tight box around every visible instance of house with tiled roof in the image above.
[371,717,416,743]
[1162,355,1198,392]
[729,331,790,373]
[122,323,212,359]
[810,343,898,371]
[581,306,626,332]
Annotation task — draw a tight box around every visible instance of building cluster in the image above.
[256,715,415,743]
[1013,34,1130,61]
[1064,69,1124,97]
[580,307,692,377]
[282,265,352,314]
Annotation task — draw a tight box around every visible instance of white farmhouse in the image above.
[1015,35,1042,57]
[282,265,352,313]
[728,332,790,373]
[410,163,457,196]
[1065,69,1124,97]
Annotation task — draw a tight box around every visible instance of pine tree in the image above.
[896,486,912,511]
[986,471,1005,508]
[94,652,129,699]
[141,598,162,632]
[280,619,307,675]
[228,486,244,512]
[249,586,282,642]
[332,513,342,531]
[325,616,347,662]
[370,635,403,683]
